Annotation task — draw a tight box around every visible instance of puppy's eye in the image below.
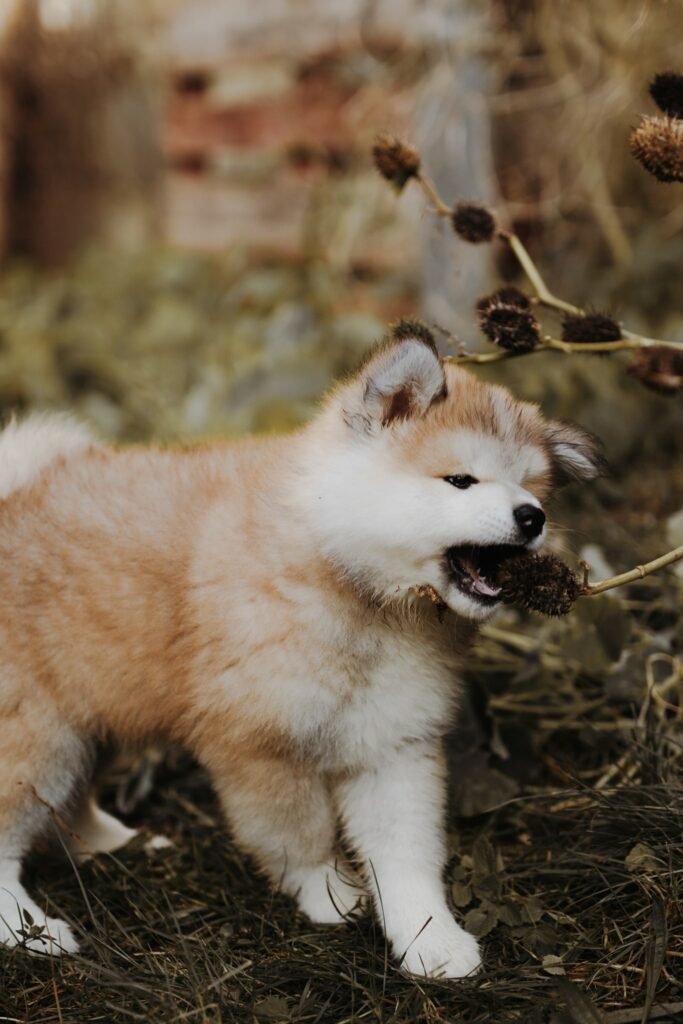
[444,474,478,489]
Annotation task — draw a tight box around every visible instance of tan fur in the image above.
[0,368,556,836]
[0,354,599,968]
[397,366,553,500]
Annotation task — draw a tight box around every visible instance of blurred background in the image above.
[0,0,680,458]
[2,6,683,1018]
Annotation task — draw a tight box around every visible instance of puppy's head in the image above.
[307,331,603,620]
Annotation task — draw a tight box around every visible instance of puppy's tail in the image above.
[0,413,96,499]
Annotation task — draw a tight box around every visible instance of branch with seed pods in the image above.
[372,119,683,394]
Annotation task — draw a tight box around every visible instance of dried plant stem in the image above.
[414,173,683,357]
[416,175,451,218]
[409,167,683,608]
[582,544,683,596]
[443,335,681,369]
[500,230,579,316]
[501,230,672,348]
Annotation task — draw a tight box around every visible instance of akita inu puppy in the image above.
[0,331,601,976]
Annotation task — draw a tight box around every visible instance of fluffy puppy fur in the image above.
[0,335,602,974]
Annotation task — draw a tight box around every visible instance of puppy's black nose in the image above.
[514,504,545,540]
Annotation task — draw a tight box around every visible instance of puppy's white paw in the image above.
[287,862,367,924]
[392,911,481,979]
[25,916,79,956]
[0,891,78,956]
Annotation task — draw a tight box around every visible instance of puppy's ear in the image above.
[347,336,446,432]
[546,421,605,484]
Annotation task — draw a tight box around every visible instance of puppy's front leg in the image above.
[337,740,481,979]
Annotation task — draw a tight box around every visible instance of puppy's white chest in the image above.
[311,626,460,772]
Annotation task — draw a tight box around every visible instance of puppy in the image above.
[0,333,601,974]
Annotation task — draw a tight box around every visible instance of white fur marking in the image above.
[0,413,95,499]
[338,743,482,979]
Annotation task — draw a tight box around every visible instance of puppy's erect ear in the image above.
[546,421,606,484]
[347,336,446,432]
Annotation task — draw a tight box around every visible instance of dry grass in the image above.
[1,575,681,1023]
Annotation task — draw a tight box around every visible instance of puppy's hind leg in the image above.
[0,691,89,955]
[0,856,79,955]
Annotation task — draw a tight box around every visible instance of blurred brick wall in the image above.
[0,0,498,337]
[161,1,499,338]
[163,1,421,264]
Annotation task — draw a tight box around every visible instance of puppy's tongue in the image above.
[460,554,502,598]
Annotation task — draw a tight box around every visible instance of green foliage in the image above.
[0,247,385,442]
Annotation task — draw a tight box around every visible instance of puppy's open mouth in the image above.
[446,544,525,605]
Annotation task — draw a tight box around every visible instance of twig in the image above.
[205,961,254,992]
[19,782,82,843]
[413,172,683,357]
[604,1002,683,1024]
[442,334,683,367]
[501,229,669,347]
[582,544,683,596]
[499,229,580,316]
[415,175,451,218]
[50,944,65,1024]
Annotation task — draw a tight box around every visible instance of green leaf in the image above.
[464,901,499,938]
[625,842,661,873]
[498,899,524,927]
[521,895,545,924]
[524,922,562,954]
[542,954,566,976]
[471,835,497,877]
[254,996,291,1022]
[470,834,505,903]
[451,880,473,908]
[455,766,519,817]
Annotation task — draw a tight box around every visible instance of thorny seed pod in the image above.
[391,318,437,351]
[649,71,683,120]
[451,202,497,243]
[627,346,683,394]
[629,115,683,183]
[478,301,541,353]
[561,312,622,345]
[477,287,531,314]
[498,553,581,617]
[372,134,421,191]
